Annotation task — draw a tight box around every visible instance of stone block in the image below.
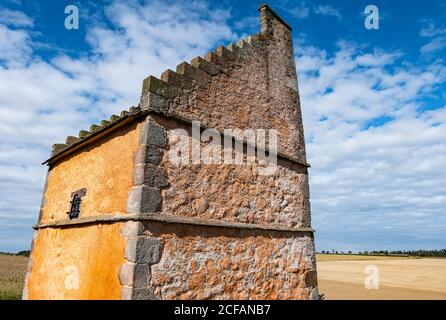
[121,221,146,237]
[140,92,169,113]
[140,187,163,213]
[144,164,169,188]
[132,287,159,300]
[145,145,164,165]
[133,264,152,289]
[125,237,163,264]
[142,76,178,98]
[118,263,134,286]
[147,120,168,149]
[126,186,143,213]
[191,56,220,76]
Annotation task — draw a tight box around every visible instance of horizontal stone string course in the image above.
[32,213,315,234]
[144,110,311,168]
[46,107,311,169]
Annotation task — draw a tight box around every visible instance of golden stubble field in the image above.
[317,254,446,300]
[0,254,28,300]
[1,253,445,300]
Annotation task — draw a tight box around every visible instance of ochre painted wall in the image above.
[27,223,125,300]
[40,121,141,223]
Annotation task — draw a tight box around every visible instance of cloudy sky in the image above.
[0,0,445,252]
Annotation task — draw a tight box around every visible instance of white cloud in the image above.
[419,19,446,55]
[420,20,446,38]
[0,1,445,253]
[314,4,342,20]
[421,36,446,54]
[296,41,446,250]
[0,0,236,251]
[277,1,310,19]
[0,7,33,27]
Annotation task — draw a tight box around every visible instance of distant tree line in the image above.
[0,250,30,257]
[319,249,446,257]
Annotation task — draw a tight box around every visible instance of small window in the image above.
[67,188,86,220]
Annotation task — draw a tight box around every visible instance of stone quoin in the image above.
[23,3,318,300]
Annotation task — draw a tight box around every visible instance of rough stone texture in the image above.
[140,9,306,163]
[133,264,152,289]
[125,237,163,264]
[153,119,311,228]
[140,222,318,300]
[27,5,318,301]
[119,263,135,286]
[140,187,163,213]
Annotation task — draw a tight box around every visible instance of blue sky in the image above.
[0,0,445,252]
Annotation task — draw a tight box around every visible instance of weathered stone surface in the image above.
[156,5,307,162]
[132,287,159,300]
[147,121,168,149]
[176,62,211,85]
[121,221,146,237]
[143,165,169,188]
[147,223,317,300]
[65,136,80,144]
[121,286,133,300]
[310,287,320,300]
[100,120,111,127]
[215,45,236,61]
[119,263,134,286]
[127,186,163,213]
[30,4,317,301]
[125,237,163,264]
[78,130,90,138]
[142,76,178,98]
[140,187,163,213]
[161,127,311,228]
[90,124,101,133]
[140,92,169,113]
[145,145,164,165]
[126,186,143,213]
[132,164,145,186]
[133,264,152,289]
[191,56,220,76]
[51,143,67,155]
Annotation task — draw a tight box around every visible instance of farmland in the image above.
[1,253,446,300]
[0,254,28,300]
[317,254,446,299]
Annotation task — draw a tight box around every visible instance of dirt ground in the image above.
[317,254,446,300]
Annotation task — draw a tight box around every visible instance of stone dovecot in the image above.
[23,3,319,300]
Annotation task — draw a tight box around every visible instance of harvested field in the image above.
[317,254,446,300]
[0,254,28,300]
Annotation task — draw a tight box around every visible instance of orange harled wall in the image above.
[26,120,142,299]
[27,224,125,300]
[40,121,142,223]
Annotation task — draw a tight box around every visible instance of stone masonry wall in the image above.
[154,115,312,229]
[141,6,307,162]
[121,4,319,300]
[119,221,318,300]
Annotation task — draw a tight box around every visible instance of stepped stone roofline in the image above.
[45,3,304,167]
